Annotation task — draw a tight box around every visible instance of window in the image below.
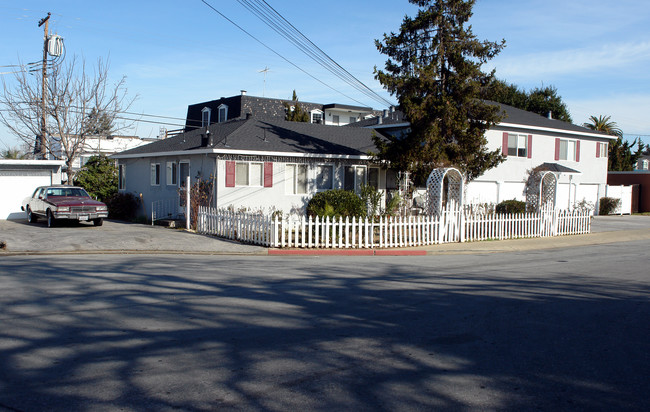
[502,133,531,158]
[344,166,367,193]
[201,107,211,127]
[311,110,323,124]
[316,165,334,191]
[332,115,340,125]
[235,162,263,187]
[118,164,126,190]
[349,116,357,124]
[150,163,160,186]
[179,161,190,188]
[596,142,608,158]
[166,162,178,186]
[557,139,579,161]
[218,104,228,123]
[642,159,649,170]
[286,164,307,194]
[507,133,528,157]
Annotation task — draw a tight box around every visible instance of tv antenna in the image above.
[258,66,270,97]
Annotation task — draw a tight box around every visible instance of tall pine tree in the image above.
[374,0,505,182]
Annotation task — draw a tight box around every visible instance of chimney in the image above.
[246,113,253,119]
[241,90,247,96]
[547,111,553,119]
[383,109,389,118]
[378,116,383,125]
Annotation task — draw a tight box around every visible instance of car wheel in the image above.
[47,210,56,228]
[93,218,103,227]
[27,207,37,223]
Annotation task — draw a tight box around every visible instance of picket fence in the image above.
[197,206,591,249]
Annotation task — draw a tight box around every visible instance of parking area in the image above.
[0,219,266,255]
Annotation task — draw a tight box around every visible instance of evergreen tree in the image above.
[74,155,118,202]
[483,79,572,122]
[607,137,645,171]
[283,90,309,122]
[374,0,506,182]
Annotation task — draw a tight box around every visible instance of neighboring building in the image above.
[0,160,64,220]
[636,154,650,171]
[113,94,615,219]
[184,90,375,131]
[71,135,159,170]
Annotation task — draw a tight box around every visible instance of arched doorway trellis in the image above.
[525,170,558,211]
[426,167,464,215]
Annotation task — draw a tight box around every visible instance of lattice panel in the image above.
[526,171,557,211]
[426,168,464,215]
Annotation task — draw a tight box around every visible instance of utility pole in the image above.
[37,12,50,160]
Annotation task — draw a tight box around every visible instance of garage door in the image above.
[0,171,54,220]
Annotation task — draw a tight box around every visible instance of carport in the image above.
[0,160,64,220]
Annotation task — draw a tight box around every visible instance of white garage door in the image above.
[0,171,54,220]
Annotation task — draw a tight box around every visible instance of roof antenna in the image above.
[258,66,270,97]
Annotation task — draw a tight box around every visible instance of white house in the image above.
[113,116,383,219]
[359,102,616,211]
[113,95,615,219]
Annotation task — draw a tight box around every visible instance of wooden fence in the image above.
[197,206,591,248]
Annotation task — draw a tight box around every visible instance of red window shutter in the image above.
[502,132,508,156]
[264,162,273,188]
[225,161,235,187]
[576,140,581,162]
[554,138,560,161]
[596,142,600,158]
[527,135,533,158]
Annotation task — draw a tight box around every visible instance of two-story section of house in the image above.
[359,102,616,211]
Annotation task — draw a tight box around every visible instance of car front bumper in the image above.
[53,212,109,221]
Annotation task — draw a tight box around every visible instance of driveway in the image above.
[0,219,266,255]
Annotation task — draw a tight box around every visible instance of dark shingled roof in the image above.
[349,101,611,137]
[538,162,581,174]
[116,117,379,157]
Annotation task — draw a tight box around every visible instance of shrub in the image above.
[495,199,526,214]
[73,155,118,202]
[106,192,141,221]
[599,197,620,215]
[306,189,366,218]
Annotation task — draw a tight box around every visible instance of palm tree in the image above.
[1,147,29,159]
[583,115,623,137]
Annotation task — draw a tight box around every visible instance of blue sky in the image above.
[2,0,650,149]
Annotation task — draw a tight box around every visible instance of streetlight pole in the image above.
[38,12,50,160]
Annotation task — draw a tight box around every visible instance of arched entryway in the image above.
[426,168,464,215]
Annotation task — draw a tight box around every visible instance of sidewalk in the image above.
[1,215,649,256]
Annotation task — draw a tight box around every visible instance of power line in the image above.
[237,0,393,108]
[199,0,377,109]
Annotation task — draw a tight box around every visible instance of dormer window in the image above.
[201,107,211,127]
[218,104,228,123]
[311,109,323,124]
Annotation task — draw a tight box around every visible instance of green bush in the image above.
[73,155,118,202]
[105,192,141,221]
[495,199,526,214]
[599,197,620,215]
[306,189,366,218]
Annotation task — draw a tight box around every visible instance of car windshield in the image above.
[46,188,90,198]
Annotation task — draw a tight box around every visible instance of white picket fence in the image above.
[197,206,591,249]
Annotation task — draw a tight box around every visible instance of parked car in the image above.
[22,185,108,227]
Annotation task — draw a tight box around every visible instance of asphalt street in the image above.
[0,240,649,411]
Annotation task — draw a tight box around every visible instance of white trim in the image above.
[217,104,228,123]
[0,160,65,166]
[497,122,616,140]
[201,107,211,127]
